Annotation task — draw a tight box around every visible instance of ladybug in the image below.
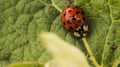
[61,5,88,37]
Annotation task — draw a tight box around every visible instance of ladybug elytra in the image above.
[61,5,88,37]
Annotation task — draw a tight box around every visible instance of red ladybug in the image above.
[61,5,88,37]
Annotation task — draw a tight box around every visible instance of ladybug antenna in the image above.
[66,0,72,5]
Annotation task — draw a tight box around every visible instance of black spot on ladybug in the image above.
[63,22,65,25]
[72,16,76,20]
[64,13,66,16]
[68,29,71,32]
[82,17,85,21]
[76,11,80,14]
[67,20,71,24]
[72,7,75,9]
[69,26,73,30]
[78,20,82,23]
[68,10,72,12]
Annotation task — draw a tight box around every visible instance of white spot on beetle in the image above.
[83,33,87,37]
[74,32,80,37]
[78,26,81,29]
[76,26,81,31]
[83,25,88,31]
[76,28,79,31]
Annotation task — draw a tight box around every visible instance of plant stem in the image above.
[51,0,62,13]
[82,38,100,67]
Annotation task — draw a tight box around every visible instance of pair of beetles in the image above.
[61,0,88,37]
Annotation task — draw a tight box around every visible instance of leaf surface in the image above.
[0,0,120,67]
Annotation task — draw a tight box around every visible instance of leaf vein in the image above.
[101,0,114,66]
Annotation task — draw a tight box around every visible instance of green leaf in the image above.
[0,0,57,66]
[7,62,44,67]
[0,0,120,67]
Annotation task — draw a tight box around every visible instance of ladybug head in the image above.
[73,25,88,37]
